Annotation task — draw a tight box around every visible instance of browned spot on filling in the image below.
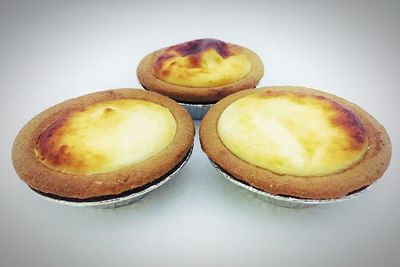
[307,94,366,150]
[259,91,366,150]
[188,54,202,68]
[36,116,69,157]
[51,144,69,165]
[102,107,115,118]
[37,117,73,165]
[299,93,367,150]
[171,38,232,58]
[154,38,234,73]
[36,115,89,170]
[154,54,175,73]
[330,103,366,150]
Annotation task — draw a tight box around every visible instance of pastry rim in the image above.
[200,86,391,199]
[136,42,264,103]
[12,89,195,199]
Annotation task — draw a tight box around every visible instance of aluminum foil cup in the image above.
[179,102,213,120]
[30,147,193,208]
[209,159,372,208]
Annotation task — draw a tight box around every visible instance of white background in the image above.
[1,1,399,266]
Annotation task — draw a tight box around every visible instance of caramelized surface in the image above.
[154,39,251,87]
[36,99,177,175]
[218,92,368,176]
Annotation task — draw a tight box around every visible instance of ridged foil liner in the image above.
[210,159,372,208]
[179,102,213,120]
[30,147,193,208]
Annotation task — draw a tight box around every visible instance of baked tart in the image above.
[12,89,195,203]
[137,38,264,119]
[200,86,391,200]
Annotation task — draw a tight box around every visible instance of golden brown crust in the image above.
[200,86,391,199]
[137,42,264,103]
[12,89,195,199]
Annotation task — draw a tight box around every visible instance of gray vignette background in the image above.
[0,1,399,266]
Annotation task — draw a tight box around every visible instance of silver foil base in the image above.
[209,159,372,208]
[179,102,213,120]
[31,147,193,208]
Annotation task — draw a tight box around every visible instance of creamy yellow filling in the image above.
[155,49,251,87]
[218,93,368,176]
[36,99,177,175]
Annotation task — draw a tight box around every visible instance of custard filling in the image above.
[154,38,251,87]
[35,99,177,175]
[218,92,368,176]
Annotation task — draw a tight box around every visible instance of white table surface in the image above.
[1,1,399,266]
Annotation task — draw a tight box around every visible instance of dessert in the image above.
[137,38,264,119]
[12,89,194,200]
[200,86,391,199]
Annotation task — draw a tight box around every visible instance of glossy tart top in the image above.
[218,91,368,176]
[200,87,391,199]
[153,38,251,87]
[12,89,195,199]
[36,99,177,175]
[137,38,264,103]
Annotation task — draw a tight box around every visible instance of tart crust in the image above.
[137,39,264,103]
[12,89,195,199]
[200,86,391,199]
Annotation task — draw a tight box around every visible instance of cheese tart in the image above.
[137,38,264,106]
[12,89,194,200]
[200,86,391,200]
